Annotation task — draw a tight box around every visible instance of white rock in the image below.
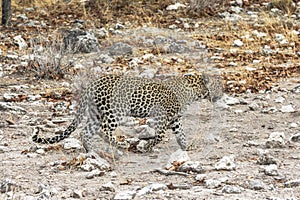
[290,133,300,142]
[215,155,236,171]
[165,149,190,169]
[63,138,81,150]
[264,164,278,176]
[248,179,265,190]
[13,35,28,49]
[114,190,136,200]
[274,96,285,103]
[266,132,285,148]
[195,174,206,181]
[280,104,295,113]
[233,39,243,47]
[136,140,150,153]
[85,169,104,179]
[223,95,239,105]
[252,30,267,38]
[166,3,186,11]
[100,182,115,192]
[81,157,110,172]
[274,33,288,45]
[284,179,300,188]
[204,179,222,189]
[137,183,167,196]
[290,123,298,128]
[262,45,275,55]
[222,185,242,193]
[178,161,204,173]
[249,102,260,111]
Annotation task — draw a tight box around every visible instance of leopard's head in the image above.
[202,73,223,102]
[183,73,223,102]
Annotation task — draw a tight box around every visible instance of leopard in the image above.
[32,73,223,152]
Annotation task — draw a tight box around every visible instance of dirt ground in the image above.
[0,75,299,199]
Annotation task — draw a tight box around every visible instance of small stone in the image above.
[109,42,133,56]
[0,146,9,153]
[257,153,277,165]
[71,189,85,198]
[63,138,81,150]
[100,182,115,192]
[266,132,285,148]
[110,171,117,178]
[264,164,278,176]
[280,104,295,113]
[81,157,110,172]
[85,169,105,179]
[248,179,265,190]
[248,102,260,111]
[284,179,300,188]
[0,179,18,193]
[13,35,28,50]
[221,185,242,194]
[114,190,136,200]
[136,140,150,153]
[178,161,204,173]
[262,45,275,55]
[166,3,186,11]
[289,123,298,128]
[135,125,156,140]
[195,174,206,181]
[223,95,239,105]
[274,96,285,103]
[215,155,236,171]
[165,149,190,169]
[36,148,45,155]
[137,183,167,196]
[115,23,125,29]
[233,39,243,47]
[98,54,114,64]
[274,33,288,45]
[204,179,222,189]
[290,133,300,142]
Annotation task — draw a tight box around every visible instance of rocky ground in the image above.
[0,0,300,199]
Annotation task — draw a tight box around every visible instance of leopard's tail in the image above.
[32,90,89,144]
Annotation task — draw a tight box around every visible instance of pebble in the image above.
[262,45,275,55]
[81,157,111,172]
[136,140,150,153]
[178,161,204,173]
[71,189,86,198]
[289,123,298,128]
[204,179,222,189]
[274,96,285,103]
[85,169,105,179]
[100,182,115,192]
[137,183,167,196]
[249,102,260,111]
[284,179,300,188]
[63,138,82,150]
[233,39,243,47]
[13,35,28,50]
[215,155,236,171]
[222,185,242,194]
[256,153,277,165]
[274,33,288,45]
[195,174,206,182]
[280,104,295,113]
[0,179,18,193]
[223,95,240,105]
[114,190,136,200]
[264,164,279,176]
[265,132,285,148]
[98,54,115,64]
[248,179,265,190]
[290,133,300,142]
[109,42,133,56]
[166,3,186,11]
